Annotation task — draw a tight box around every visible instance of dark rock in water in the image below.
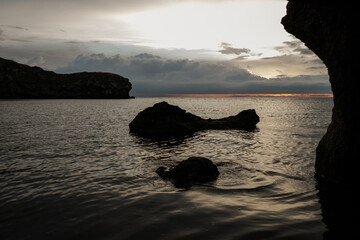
[156,157,220,188]
[0,57,132,99]
[130,101,203,138]
[129,101,259,139]
[282,1,359,186]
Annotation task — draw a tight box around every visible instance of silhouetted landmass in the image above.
[0,57,132,99]
[282,1,359,239]
[129,101,259,139]
[282,1,359,186]
[156,157,220,188]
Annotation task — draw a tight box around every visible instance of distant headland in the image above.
[0,57,132,99]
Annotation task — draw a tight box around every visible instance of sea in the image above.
[0,97,333,240]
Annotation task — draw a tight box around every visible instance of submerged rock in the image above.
[129,101,259,139]
[156,157,220,188]
[0,57,132,99]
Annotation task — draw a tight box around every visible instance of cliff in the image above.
[0,57,132,99]
[282,1,359,185]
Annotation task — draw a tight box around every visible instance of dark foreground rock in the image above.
[156,157,220,188]
[282,1,359,186]
[129,101,259,139]
[0,57,132,99]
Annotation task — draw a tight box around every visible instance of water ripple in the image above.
[0,98,332,239]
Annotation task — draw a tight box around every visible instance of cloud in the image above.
[56,53,330,95]
[219,42,262,61]
[9,38,31,42]
[219,42,251,55]
[275,39,315,56]
[0,27,31,42]
[238,38,326,78]
[0,29,4,41]
[293,47,314,55]
[0,38,89,70]
[0,0,239,17]
[0,24,28,31]
[26,56,45,66]
[64,41,83,44]
[0,24,32,43]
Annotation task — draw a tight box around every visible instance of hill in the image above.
[0,57,132,99]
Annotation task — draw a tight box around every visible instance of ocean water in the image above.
[0,97,333,240]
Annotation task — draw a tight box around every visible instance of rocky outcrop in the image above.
[282,1,360,185]
[156,157,220,188]
[129,101,259,139]
[0,57,132,99]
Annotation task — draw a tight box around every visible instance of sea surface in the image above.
[0,97,333,240]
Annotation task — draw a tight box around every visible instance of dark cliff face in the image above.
[0,57,132,99]
[282,1,359,185]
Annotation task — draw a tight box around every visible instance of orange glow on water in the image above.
[167,93,333,98]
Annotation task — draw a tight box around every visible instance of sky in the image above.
[0,0,330,96]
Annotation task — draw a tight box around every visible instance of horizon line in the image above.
[164,93,334,98]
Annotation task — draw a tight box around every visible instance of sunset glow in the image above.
[167,93,333,98]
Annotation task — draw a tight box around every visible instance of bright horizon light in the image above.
[167,93,334,98]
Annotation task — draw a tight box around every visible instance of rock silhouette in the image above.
[0,57,132,99]
[156,157,220,188]
[282,1,359,186]
[283,2,360,238]
[129,101,259,139]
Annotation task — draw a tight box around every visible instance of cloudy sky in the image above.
[0,0,330,96]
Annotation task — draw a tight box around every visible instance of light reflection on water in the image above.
[0,97,332,239]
